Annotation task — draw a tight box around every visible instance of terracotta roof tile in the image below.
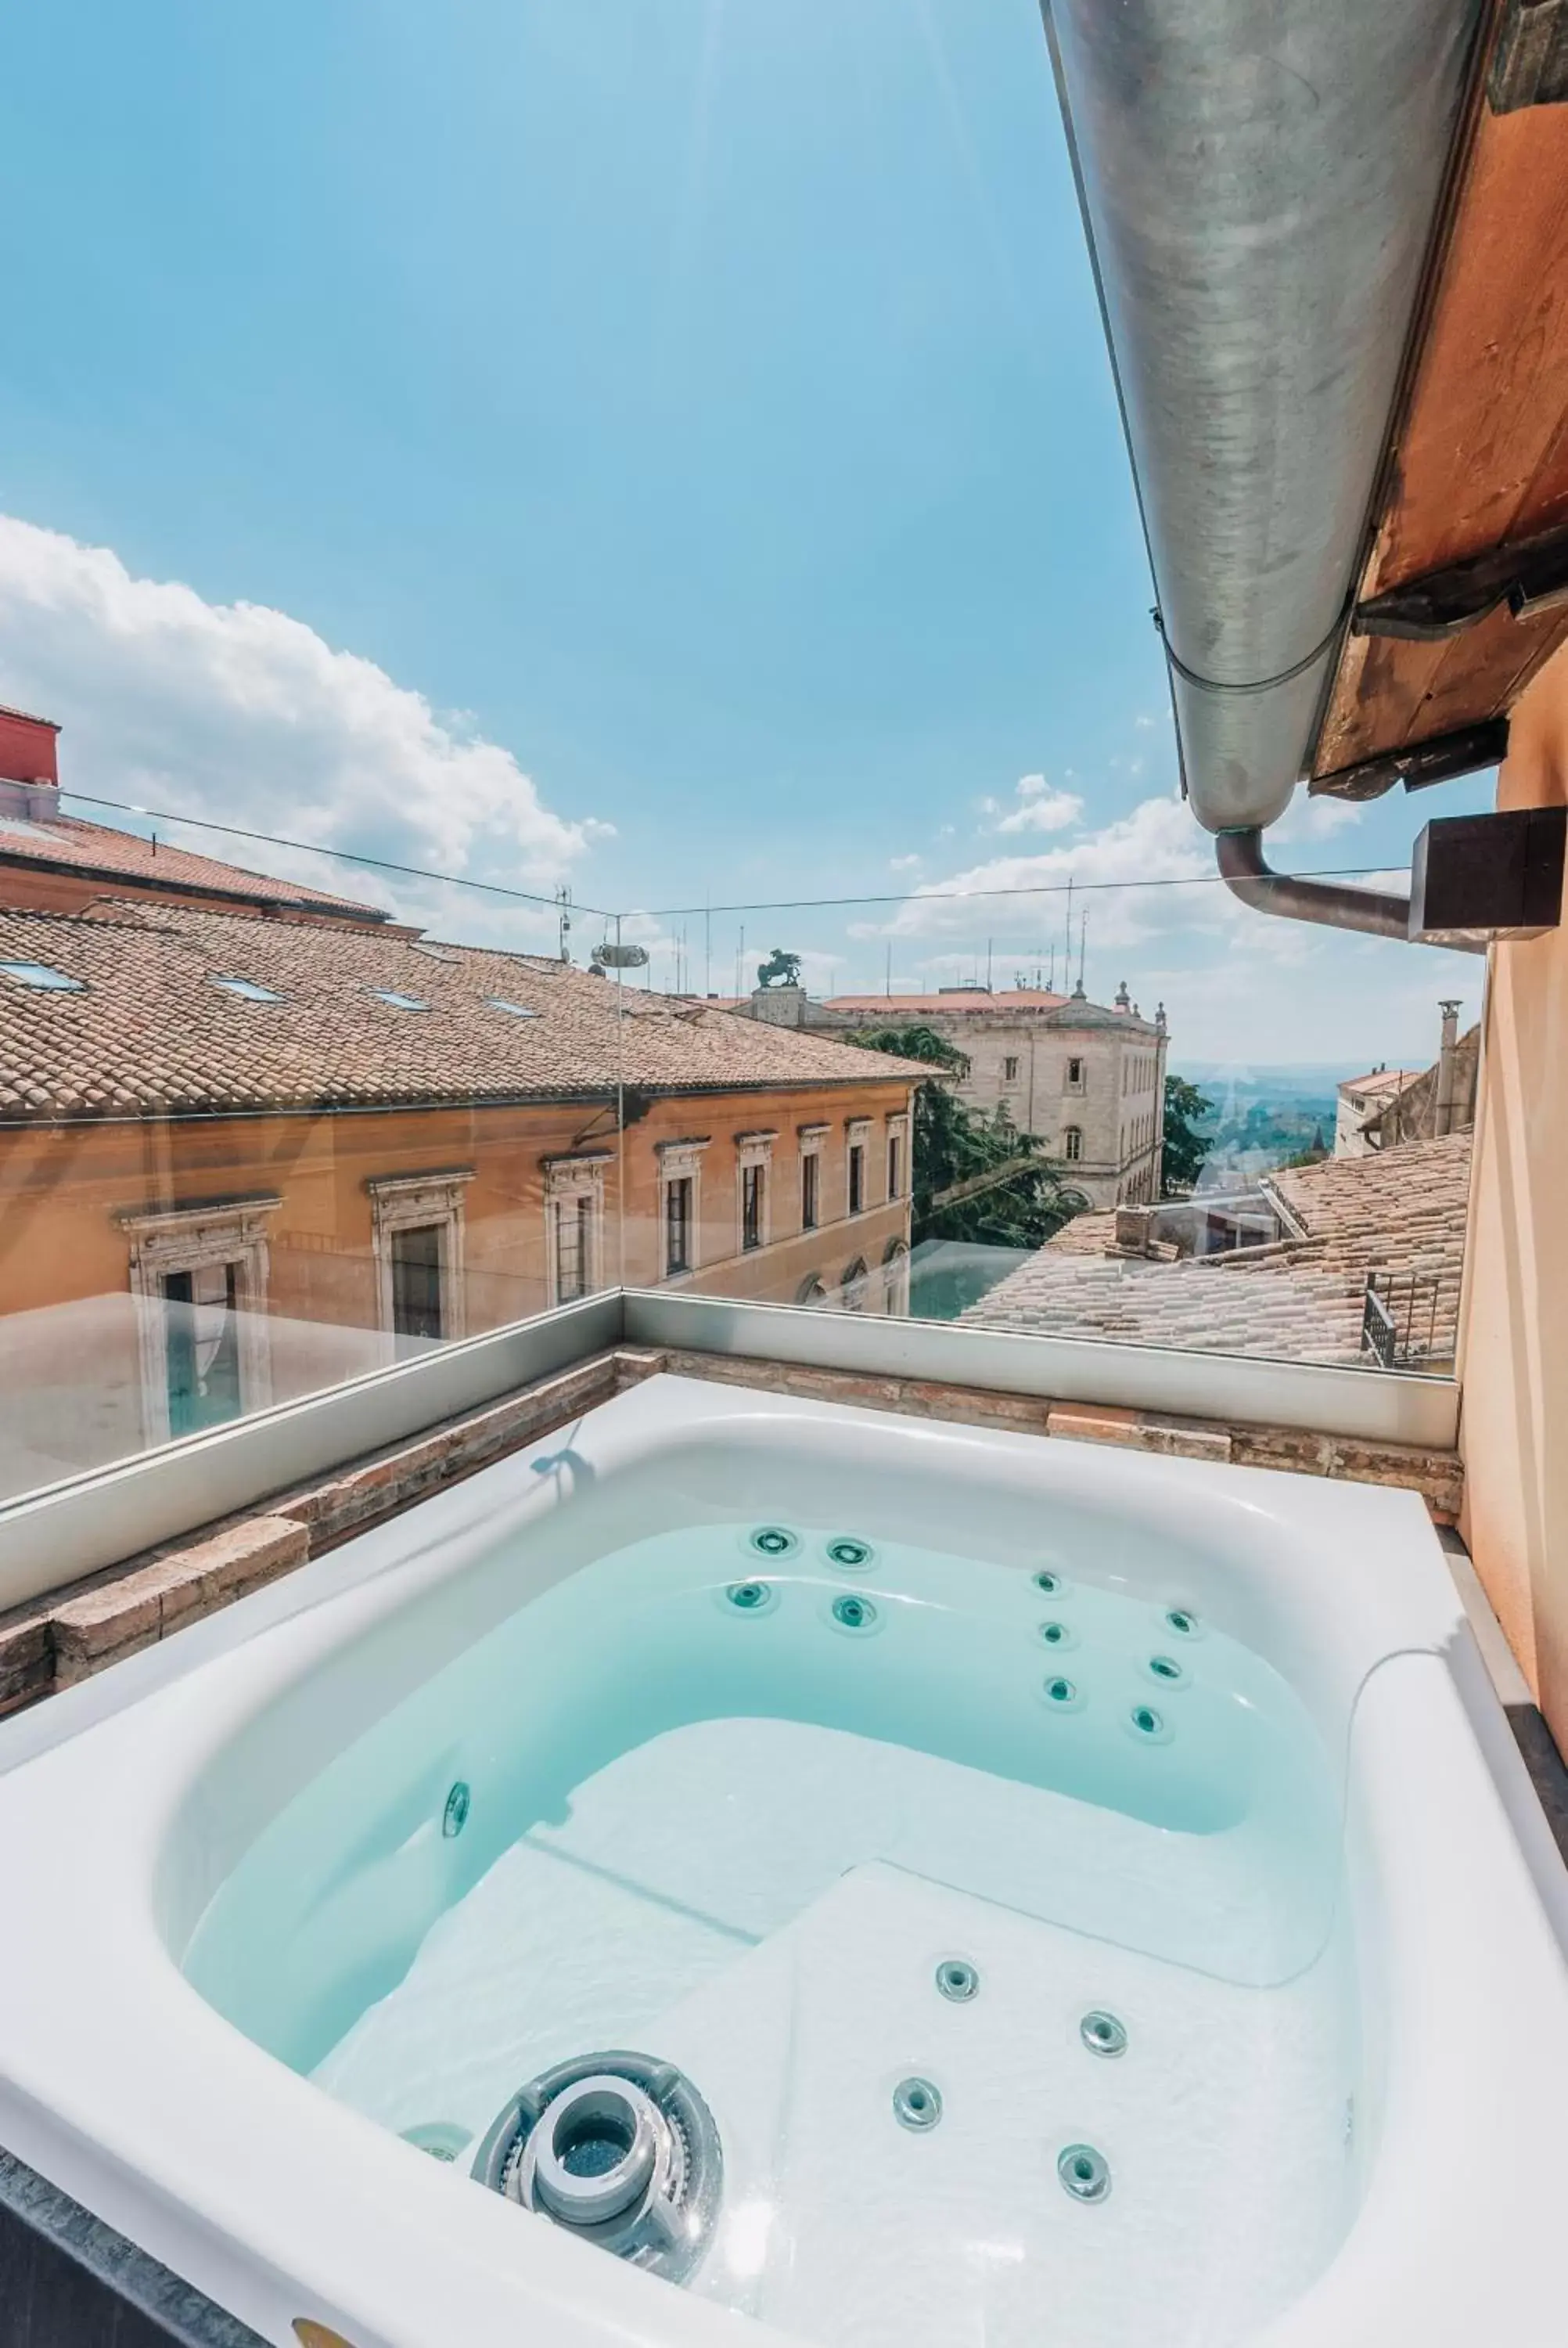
[961,1130,1471,1367]
[0,806,384,920]
[0,902,917,1120]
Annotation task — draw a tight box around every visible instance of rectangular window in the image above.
[848,1143,865,1215]
[1003,1056,1020,1083]
[162,1262,241,1438]
[742,1162,764,1251]
[801,1151,819,1230]
[887,1134,903,1201]
[390,1223,444,1343]
[665,1176,693,1276]
[1067,1057,1084,1089]
[554,1194,592,1302]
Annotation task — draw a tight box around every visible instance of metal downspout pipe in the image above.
[1214,828,1412,942]
[1214,827,1490,950]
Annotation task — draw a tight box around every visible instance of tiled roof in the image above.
[0,902,917,1119]
[961,1130,1471,1366]
[824,991,1070,1013]
[0,804,386,921]
[1338,1066,1416,1097]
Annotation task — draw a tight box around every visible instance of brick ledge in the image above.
[0,1345,1461,1716]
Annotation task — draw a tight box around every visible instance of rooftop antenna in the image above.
[1063,877,1074,981]
[986,937,993,992]
[556,884,572,963]
[704,899,711,998]
[885,941,892,997]
[1077,910,1088,993]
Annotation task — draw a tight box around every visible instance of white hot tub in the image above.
[0,1374,1564,2346]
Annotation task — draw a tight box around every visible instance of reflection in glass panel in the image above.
[741,1163,764,1252]
[665,1177,693,1277]
[390,1225,444,1347]
[162,1262,241,1438]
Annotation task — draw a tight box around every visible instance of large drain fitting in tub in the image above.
[473,2051,721,2285]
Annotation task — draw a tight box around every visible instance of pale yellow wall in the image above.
[1458,637,1568,1734]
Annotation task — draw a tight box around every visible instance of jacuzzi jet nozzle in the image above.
[474,2051,721,2285]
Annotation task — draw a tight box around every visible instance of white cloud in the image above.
[1270,787,1365,844]
[0,515,609,943]
[863,790,1210,951]
[992,773,1084,836]
[889,853,922,873]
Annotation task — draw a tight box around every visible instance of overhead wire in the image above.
[58,787,1400,924]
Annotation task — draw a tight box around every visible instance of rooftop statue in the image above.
[757,948,801,989]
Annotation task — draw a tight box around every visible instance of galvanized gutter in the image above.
[1042,0,1491,929]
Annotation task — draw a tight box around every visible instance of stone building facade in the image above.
[1335,1000,1480,1157]
[0,900,915,1500]
[740,979,1168,1210]
[0,711,916,1496]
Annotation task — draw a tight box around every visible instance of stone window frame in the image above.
[735,1129,778,1255]
[797,1122,829,1232]
[541,1152,613,1308]
[1063,1125,1084,1163]
[885,1111,910,1202]
[839,1255,870,1312]
[367,1169,474,1344]
[1002,1054,1020,1085]
[880,1236,911,1316]
[845,1117,872,1216]
[656,1136,710,1280]
[118,1194,282,1447]
[1066,1057,1086,1093]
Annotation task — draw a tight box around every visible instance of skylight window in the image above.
[369,989,430,1011]
[0,960,84,992]
[211,977,283,1003]
[485,997,539,1018]
[411,942,461,963]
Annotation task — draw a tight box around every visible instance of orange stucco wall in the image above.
[1458,637,1568,1735]
[0,1076,915,1338]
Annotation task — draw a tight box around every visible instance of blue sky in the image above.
[0,0,1488,1061]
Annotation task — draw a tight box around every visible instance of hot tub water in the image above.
[185,1518,1361,2348]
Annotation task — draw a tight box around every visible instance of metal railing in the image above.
[1361,1269,1444,1368]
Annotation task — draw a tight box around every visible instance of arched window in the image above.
[795,1273,827,1308]
[880,1237,910,1317]
[1063,1125,1083,1162]
[839,1257,869,1313]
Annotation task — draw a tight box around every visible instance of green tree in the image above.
[847,1025,1084,1248]
[1162,1073,1215,1195]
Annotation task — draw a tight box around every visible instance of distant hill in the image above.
[1170,1063,1341,1188]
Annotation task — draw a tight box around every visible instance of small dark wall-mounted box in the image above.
[1409,806,1566,947]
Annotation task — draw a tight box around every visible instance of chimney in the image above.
[0,707,61,823]
[1433,999,1462,1138]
